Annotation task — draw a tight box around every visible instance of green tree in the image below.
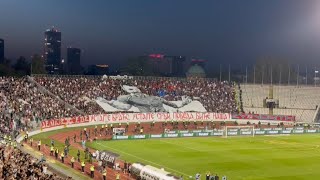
[31,54,46,74]
[0,58,15,76]
[13,56,30,76]
[123,56,153,76]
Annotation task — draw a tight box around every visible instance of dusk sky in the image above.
[1,0,320,69]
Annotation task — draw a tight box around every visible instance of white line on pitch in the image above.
[95,142,191,177]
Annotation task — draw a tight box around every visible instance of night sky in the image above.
[1,0,320,69]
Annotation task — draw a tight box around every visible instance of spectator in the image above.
[0,143,68,180]
[33,76,238,115]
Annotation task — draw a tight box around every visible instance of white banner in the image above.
[41,112,231,129]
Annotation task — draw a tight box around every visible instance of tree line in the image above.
[0,54,46,76]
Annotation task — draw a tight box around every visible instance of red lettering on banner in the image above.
[196,113,210,120]
[173,112,194,120]
[250,114,260,120]
[74,116,80,123]
[213,113,229,120]
[276,116,285,121]
[41,121,49,128]
[133,113,155,121]
[66,118,71,124]
[102,114,108,122]
[94,114,103,122]
[234,113,246,119]
[288,116,295,121]
[104,114,111,122]
[156,113,171,121]
[61,118,67,125]
[85,116,91,122]
[48,119,61,127]
[68,117,74,125]
[111,113,129,121]
[231,113,295,122]
[79,116,84,123]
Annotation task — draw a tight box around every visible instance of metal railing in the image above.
[31,74,218,82]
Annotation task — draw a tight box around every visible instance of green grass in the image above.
[86,135,320,180]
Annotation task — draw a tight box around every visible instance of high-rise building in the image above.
[67,47,81,74]
[44,28,61,74]
[0,39,4,64]
[171,56,186,76]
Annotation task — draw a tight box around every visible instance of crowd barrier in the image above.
[112,127,316,140]
[18,112,296,142]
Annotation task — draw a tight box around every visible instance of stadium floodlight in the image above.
[224,125,255,138]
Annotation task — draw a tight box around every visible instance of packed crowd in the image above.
[0,75,237,180]
[0,75,238,119]
[34,76,238,114]
[35,76,107,114]
[0,77,79,128]
[0,143,70,180]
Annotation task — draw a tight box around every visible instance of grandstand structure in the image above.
[4,74,320,125]
[31,74,238,115]
[240,84,320,123]
[3,74,320,179]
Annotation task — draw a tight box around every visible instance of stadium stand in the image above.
[0,77,79,124]
[6,75,320,179]
[241,84,320,122]
[0,144,71,180]
[33,75,238,114]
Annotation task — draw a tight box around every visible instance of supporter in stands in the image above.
[0,143,68,179]
[34,76,238,115]
[0,77,78,131]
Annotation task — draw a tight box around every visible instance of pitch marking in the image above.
[96,142,191,177]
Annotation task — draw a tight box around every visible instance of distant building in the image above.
[190,59,206,69]
[44,28,61,74]
[67,48,81,74]
[170,56,186,76]
[87,64,109,75]
[0,39,4,64]
[186,64,206,78]
[147,54,186,76]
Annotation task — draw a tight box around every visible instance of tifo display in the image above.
[1,75,320,180]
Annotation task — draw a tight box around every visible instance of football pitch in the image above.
[87,135,320,180]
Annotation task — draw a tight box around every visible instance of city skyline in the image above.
[1,0,320,70]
